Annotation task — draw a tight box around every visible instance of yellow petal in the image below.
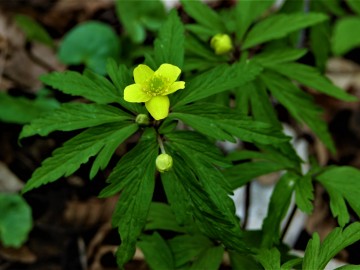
[124,84,151,102]
[166,81,185,95]
[145,96,170,120]
[134,64,154,84]
[155,64,181,83]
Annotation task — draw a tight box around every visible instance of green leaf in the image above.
[137,232,174,270]
[0,194,32,247]
[190,245,224,270]
[22,123,138,193]
[41,70,121,104]
[225,149,299,189]
[15,14,54,47]
[262,172,297,248]
[181,0,225,34]
[316,166,360,226]
[164,131,247,252]
[113,171,155,267]
[303,223,360,270]
[0,92,59,124]
[251,48,307,67]
[145,202,186,233]
[332,17,360,56]
[229,251,263,270]
[172,103,289,145]
[255,248,281,270]
[335,265,360,270]
[295,174,314,214]
[242,13,328,49]
[106,59,144,113]
[154,10,184,68]
[310,19,331,72]
[20,103,132,139]
[234,0,275,42]
[267,62,357,102]
[173,61,262,107]
[281,258,303,270]
[261,71,336,153]
[347,0,360,15]
[168,234,213,268]
[58,21,120,75]
[116,0,166,43]
[99,128,158,198]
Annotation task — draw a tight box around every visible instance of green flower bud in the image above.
[156,153,173,173]
[210,34,233,55]
[135,114,150,126]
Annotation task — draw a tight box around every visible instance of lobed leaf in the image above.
[173,61,262,107]
[242,13,328,49]
[22,123,138,193]
[154,10,185,68]
[40,70,122,104]
[137,233,174,270]
[303,223,360,269]
[20,103,132,139]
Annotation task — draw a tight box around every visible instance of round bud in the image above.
[135,114,150,126]
[210,34,233,55]
[156,153,173,173]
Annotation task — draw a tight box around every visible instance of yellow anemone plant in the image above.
[124,63,185,120]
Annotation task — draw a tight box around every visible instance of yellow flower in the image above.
[210,34,233,55]
[124,64,185,120]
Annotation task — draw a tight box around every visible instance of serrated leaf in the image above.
[106,59,144,113]
[41,70,121,104]
[107,129,158,267]
[262,172,297,248]
[268,62,357,101]
[172,103,288,145]
[168,234,213,268]
[137,232,174,270]
[164,131,247,252]
[0,92,59,124]
[15,14,53,47]
[20,103,132,139]
[303,223,360,270]
[99,128,157,197]
[332,17,360,56]
[261,71,336,153]
[113,170,155,267]
[295,174,314,214]
[181,0,225,34]
[154,10,184,68]
[22,123,138,193]
[225,149,299,189]
[316,166,360,226]
[145,203,185,233]
[242,13,327,49]
[0,194,32,247]
[173,61,262,107]
[251,48,307,67]
[235,0,274,42]
[190,245,224,270]
[255,248,281,270]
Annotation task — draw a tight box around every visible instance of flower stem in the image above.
[157,136,166,154]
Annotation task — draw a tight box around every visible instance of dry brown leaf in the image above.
[0,245,37,264]
[0,161,24,192]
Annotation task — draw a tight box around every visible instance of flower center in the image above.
[143,75,169,96]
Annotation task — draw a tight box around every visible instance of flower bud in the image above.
[156,153,173,173]
[135,114,150,126]
[210,34,233,55]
